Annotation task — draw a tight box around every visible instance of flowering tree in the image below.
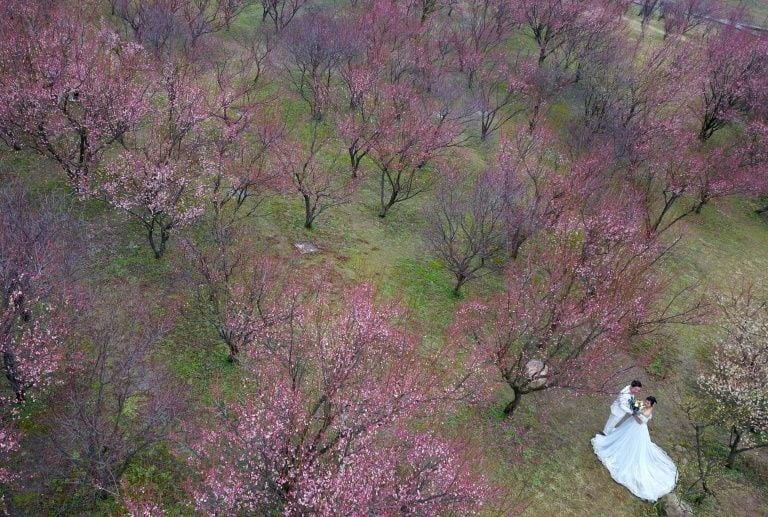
[495,126,564,258]
[275,127,357,229]
[187,233,295,363]
[281,11,348,121]
[456,199,660,416]
[628,126,705,234]
[0,186,72,404]
[111,0,250,53]
[98,61,207,258]
[336,109,378,178]
[0,1,153,193]
[260,0,311,31]
[424,168,506,296]
[448,0,516,89]
[0,184,73,512]
[367,84,461,217]
[470,53,533,140]
[32,298,186,510]
[203,46,283,228]
[334,0,430,178]
[575,34,690,157]
[188,284,489,514]
[661,0,724,38]
[699,291,768,469]
[692,25,768,142]
[100,149,205,259]
[516,0,624,68]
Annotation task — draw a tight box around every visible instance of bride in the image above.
[591,396,678,502]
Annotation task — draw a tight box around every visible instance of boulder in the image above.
[525,359,548,389]
[659,493,693,517]
[294,242,320,254]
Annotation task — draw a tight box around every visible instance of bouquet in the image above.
[628,396,642,415]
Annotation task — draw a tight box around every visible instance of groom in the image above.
[601,380,642,435]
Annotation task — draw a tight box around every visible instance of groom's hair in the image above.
[646,396,657,406]
[630,380,642,388]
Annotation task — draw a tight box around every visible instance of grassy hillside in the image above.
[3,2,768,515]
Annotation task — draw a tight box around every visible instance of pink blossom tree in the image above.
[495,126,565,258]
[627,126,706,234]
[470,53,534,141]
[456,197,660,416]
[0,1,153,193]
[260,0,311,31]
[0,185,72,404]
[111,0,250,53]
[97,61,208,258]
[99,150,206,259]
[33,296,186,509]
[336,108,378,178]
[281,10,348,121]
[448,0,516,89]
[692,25,768,142]
[424,167,506,296]
[367,84,461,217]
[575,34,690,157]
[661,0,724,38]
[0,184,74,512]
[275,126,357,229]
[516,0,625,68]
[187,284,489,514]
[334,0,428,178]
[203,45,283,228]
[187,241,291,362]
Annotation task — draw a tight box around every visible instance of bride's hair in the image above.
[645,396,657,406]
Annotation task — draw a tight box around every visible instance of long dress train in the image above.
[591,412,677,502]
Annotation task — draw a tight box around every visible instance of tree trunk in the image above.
[378,170,398,218]
[227,341,240,363]
[529,101,541,133]
[3,351,26,403]
[509,229,526,259]
[303,194,314,229]
[726,426,741,469]
[503,387,523,416]
[480,114,491,141]
[148,224,167,259]
[452,273,467,297]
[348,142,364,178]
[694,194,709,214]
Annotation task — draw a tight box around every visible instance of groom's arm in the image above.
[619,389,633,415]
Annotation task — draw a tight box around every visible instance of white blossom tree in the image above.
[699,292,768,469]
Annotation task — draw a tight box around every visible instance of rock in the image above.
[294,242,320,254]
[674,444,686,453]
[659,493,693,517]
[525,359,548,389]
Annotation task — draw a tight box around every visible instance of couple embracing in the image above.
[591,380,678,502]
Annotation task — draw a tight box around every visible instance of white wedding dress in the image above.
[591,411,677,502]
